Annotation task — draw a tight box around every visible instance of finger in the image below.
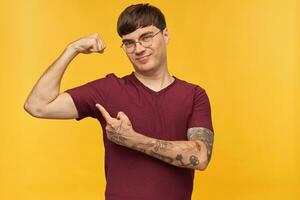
[105,125,113,132]
[101,38,106,49]
[116,112,122,119]
[97,37,106,53]
[97,38,105,53]
[97,38,102,51]
[90,33,99,38]
[87,38,99,52]
[90,41,99,53]
[96,104,113,123]
[99,44,105,53]
[117,111,130,123]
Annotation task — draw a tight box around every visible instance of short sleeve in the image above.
[187,86,214,132]
[64,73,115,121]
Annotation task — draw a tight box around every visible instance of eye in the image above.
[141,35,153,42]
[123,40,135,47]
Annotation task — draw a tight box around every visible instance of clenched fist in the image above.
[68,33,106,54]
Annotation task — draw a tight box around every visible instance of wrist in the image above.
[65,43,80,57]
[128,131,148,147]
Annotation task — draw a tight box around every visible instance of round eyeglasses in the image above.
[120,30,162,53]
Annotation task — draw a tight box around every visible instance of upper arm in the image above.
[33,92,79,119]
[187,127,214,163]
[188,87,214,132]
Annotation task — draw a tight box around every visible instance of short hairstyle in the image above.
[117,3,166,37]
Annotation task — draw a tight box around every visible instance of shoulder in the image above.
[88,73,118,84]
[87,73,127,87]
[174,76,206,95]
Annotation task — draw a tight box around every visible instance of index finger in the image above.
[95,104,113,123]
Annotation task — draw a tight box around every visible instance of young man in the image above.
[24,3,214,200]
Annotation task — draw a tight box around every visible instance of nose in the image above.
[135,42,146,54]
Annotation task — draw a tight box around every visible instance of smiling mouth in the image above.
[136,54,151,61]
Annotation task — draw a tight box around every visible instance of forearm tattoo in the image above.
[132,140,174,153]
[132,139,201,169]
[149,151,174,163]
[187,127,214,162]
[176,154,200,167]
[149,140,175,152]
[109,132,128,145]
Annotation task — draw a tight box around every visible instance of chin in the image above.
[134,61,156,73]
[136,66,152,73]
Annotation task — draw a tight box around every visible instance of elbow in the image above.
[195,152,211,171]
[23,102,31,114]
[23,102,43,118]
[196,160,209,171]
[194,143,213,171]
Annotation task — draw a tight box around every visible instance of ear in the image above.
[162,28,169,44]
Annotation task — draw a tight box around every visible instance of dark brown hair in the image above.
[117,3,166,37]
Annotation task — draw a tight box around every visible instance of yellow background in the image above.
[0,0,299,199]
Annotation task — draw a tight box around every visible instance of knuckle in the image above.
[92,38,98,44]
[91,33,98,38]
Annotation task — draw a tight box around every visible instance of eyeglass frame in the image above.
[120,29,163,53]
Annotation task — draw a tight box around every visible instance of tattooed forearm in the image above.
[187,127,214,163]
[140,140,174,152]
[108,133,128,145]
[130,136,205,170]
[176,154,200,167]
[152,140,175,152]
[132,140,175,153]
[194,141,201,151]
[149,151,174,163]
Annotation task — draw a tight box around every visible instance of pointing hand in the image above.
[95,104,136,146]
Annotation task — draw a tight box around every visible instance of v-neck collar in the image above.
[129,71,178,95]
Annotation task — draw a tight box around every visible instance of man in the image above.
[24,3,214,200]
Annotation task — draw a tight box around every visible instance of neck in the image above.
[133,66,174,92]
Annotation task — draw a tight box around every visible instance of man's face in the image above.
[121,25,169,74]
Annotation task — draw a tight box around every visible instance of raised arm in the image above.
[24,33,106,119]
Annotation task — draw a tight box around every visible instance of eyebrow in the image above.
[122,31,154,43]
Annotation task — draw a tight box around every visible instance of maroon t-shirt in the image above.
[65,72,213,200]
